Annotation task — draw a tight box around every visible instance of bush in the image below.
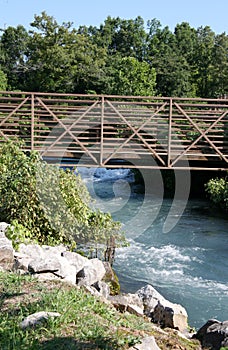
[205,176,228,211]
[0,141,125,250]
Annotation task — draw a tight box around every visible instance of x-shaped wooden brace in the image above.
[0,97,30,141]
[171,103,228,166]
[103,100,167,166]
[38,97,100,164]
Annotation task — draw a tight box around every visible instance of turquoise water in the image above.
[79,168,228,329]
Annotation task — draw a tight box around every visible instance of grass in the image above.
[0,271,201,350]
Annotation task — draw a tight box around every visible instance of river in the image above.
[78,168,228,329]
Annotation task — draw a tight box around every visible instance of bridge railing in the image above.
[0,91,227,169]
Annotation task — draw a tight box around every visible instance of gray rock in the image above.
[93,281,110,299]
[16,243,106,286]
[18,244,77,284]
[36,272,62,281]
[28,257,61,273]
[153,300,188,332]
[18,243,45,260]
[13,251,32,271]
[52,256,77,284]
[62,250,89,273]
[76,258,106,286]
[137,284,188,332]
[109,293,144,317]
[0,222,10,233]
[0,231,14,270]
[20,311,61,329]
[194,319,228,350]
[128,336,161,350]
[137,284,166,315]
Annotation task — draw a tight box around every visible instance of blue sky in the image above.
[0,0,227,33]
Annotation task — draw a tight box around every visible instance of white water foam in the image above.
[77,167,134,183]
[115,241,228,295]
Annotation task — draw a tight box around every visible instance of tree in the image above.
[146,21,194,96]
[88,16,147,61]
[0,142,124,250]
[0,69,7,90]
[0,25,29,90]
[20,12,107,93]
[107,55,156,96]
[193,26,216,97]
[209,33,228,97]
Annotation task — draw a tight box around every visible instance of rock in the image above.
[92,281,110,299]
[0,222,10,233]
[20,311,61,329]
[13,251,32,271]
[18,243,45,261]
[76,258,106,286]
[83,285,103,297]
[109,293,144,317]
[128,336,161,350]
[61,250,89,273]
[36,272,62,281]
[137,284,166,315]
[194,319,228,350]
[15,244,106,286]
[153,300,188,332]
[28,257,61,273]
[17,244,77,284]
[102,261,120,295]
[52,256,77,284]
[0,231,14,270]
[137,284,188,332]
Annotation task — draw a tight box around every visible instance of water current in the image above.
[78,168,228,329]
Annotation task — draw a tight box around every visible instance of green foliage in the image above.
[108,55,156,96]
[205,176,228,210]
[0,12,227,97]
[6,220,36,250]
[0,69,7,90]
[0,141,124,250]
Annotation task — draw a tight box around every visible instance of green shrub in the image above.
[0,141,125,250]
[205,176,228,211]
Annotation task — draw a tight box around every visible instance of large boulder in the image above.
[15,244,107,286]
[0,226,14,270]
[109,293,144,317]
[194,319,228,350]
[137,284,188,332]
[152,300,188,332]
[137,284,166,315]
[76,258,106,287]
[92,281,110,299]
[17,244,78,284]
[61,250,89,274]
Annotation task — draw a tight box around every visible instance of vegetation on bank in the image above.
[0,11,227,98]
[0,142,125,252]
[205,175,228,211]
[0,271,201,350]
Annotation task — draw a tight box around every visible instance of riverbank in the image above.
[0,270,201,350]
[1,224,228,349]
[0,225,202,350]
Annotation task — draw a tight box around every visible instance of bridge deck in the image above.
[0,91,228,170]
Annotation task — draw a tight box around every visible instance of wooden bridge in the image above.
[0,91,228,170]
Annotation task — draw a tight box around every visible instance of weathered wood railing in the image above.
[0,91,228,170]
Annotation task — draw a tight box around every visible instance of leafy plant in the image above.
[0,141,125,251]
[205,176,228,211]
